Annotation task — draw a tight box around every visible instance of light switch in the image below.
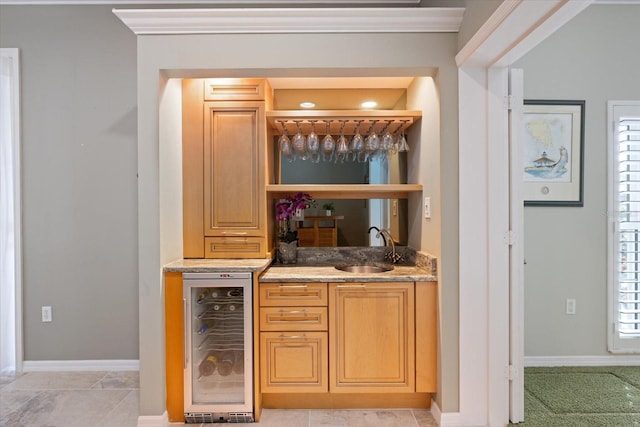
[424,197,431,219]
[566,299,576,315]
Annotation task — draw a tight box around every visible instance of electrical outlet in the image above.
[566,299,576,315]
[42,306,52,322]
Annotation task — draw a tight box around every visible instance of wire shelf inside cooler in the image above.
[189,285,250,407]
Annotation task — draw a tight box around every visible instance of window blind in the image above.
[615,114,640,344]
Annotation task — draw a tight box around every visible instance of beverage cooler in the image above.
[183,272,254,423]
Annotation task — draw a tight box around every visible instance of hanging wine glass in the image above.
[306,120,320,163]
[278,121,294,162]
[291,120,307,160]
[397,120,410,152]
[335,121,349,163]
[350,120,364,162]
[364,120,379,161]
[379,120,395,161]
[321,120,335,162]
[386,121,402,157]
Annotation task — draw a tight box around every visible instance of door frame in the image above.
[0,47,23,374]
[457,1,593,425]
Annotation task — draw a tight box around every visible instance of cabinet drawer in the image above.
[260,331,328,393]
[260,307,328,331]
[204,236,265,258]
[260,283,327,307]
[204,78,267,101]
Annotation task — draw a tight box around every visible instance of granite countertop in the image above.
[163,247,437,283]
[259,264,436,283]
[163,258,272,273]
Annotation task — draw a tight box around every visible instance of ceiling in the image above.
[269,76,414,110]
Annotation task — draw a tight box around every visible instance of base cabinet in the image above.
[329,282,415,393]
[259,283,329,393]
[258,280,436,404]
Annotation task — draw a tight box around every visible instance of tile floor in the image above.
[1,371,438,427]
[0,371,139,427]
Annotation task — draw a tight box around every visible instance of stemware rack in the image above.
[266,109,422,136]
[266,109,424,200]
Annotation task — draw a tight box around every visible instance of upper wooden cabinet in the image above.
[183,79,273,259]
[204,101,265,236]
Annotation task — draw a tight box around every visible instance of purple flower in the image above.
[275,193,316,242]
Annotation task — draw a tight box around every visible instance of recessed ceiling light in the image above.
[300,101,316,109]
[361,101,378,109]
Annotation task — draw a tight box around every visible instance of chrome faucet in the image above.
[368,226,404,264]
[367,226,387,245]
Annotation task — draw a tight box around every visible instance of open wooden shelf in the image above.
[266,184,423,200]
[267,110,422,136]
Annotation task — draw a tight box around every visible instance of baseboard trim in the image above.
[137,412,169,427]
[22,359,139,372]
[525,355,640,367]
[430,398,463,427]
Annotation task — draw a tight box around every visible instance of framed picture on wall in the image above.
[523,100,585,206]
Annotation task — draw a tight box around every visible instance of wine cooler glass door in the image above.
[184,273,253,414]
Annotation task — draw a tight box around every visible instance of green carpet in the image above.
[509,366,640,426]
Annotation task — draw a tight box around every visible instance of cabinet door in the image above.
[329,282,415,393]
[260,331,328,393]
[204,101,265,238]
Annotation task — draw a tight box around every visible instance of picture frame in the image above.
[523,100,585,206]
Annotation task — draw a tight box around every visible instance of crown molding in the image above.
[111,7,464,35]
[0,0,420,4]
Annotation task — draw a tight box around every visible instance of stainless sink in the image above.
[335,265,394,273]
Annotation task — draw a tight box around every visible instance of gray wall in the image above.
[515,4,640,357]
[0,6,138,360]
[457,0,503,50]
[1,3,462,417]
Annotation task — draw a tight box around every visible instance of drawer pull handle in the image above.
[336,284,367,289]
[221,231,248,236]
[278,334,308,340]
[279,309,307,314]
[278,284,308,289]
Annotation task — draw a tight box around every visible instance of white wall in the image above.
[0,6,139,361]
[515,4,640,357]
[407,75,460,411]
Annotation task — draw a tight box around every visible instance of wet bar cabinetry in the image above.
[259,283,329,393]
[266,109,423,200]
[260,279,437,409]
[182,79,273,259]
[182,78,424,259]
